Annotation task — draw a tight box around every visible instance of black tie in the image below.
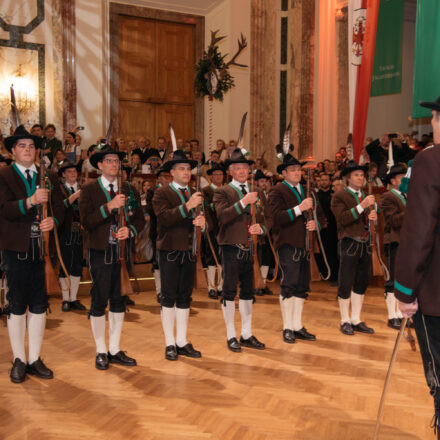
[179,188,189,202]
[109,183,116,199]
[240,184,247,195]
[25,169,33,186]
[70,186,75,195]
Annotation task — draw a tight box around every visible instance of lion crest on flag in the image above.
[351,8,366,66]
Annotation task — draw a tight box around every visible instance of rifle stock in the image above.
[250,175,265,290]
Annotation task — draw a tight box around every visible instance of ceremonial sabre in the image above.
[373,317,408,439]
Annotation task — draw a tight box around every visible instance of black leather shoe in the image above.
[10,358,26,383]
[388,318,401,330]
[108,351,137,366]
[217,290,223,298]
[240,335,265,350]
[27,358,53,379]
[176,343,202,358]
[263,287,273,295]
[165,345,178,361]
[70,300,86,311]
[123,295,135,306]
[255,289,264,296]
[283,329,295,344]
[62,301,71,312]
[293,327,316,341]
[208,289,218,300]
[352,322,374,334]
[340,322,354,335]
[95,353,109,370]
[227,337,242,352]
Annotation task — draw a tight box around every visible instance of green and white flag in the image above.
[412,0,440,118]
[370,0,404,97]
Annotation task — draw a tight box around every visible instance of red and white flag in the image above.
[348,0,380,160]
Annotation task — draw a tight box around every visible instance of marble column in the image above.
[288,0,315,160]
[62,0,77,131]
[250,0,278,171]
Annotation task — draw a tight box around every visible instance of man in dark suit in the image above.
[394,97,440,438]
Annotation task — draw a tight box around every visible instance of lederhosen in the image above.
[59,183,82,278]
[1,165,62,315]
[272,181,310,299]
[336,188,371,299]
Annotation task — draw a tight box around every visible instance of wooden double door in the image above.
[118,16,195,142]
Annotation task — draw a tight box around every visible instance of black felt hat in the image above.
[254,169,271,180]
[340,160,368,178]
[4,125,42,153]
[161,150,197,172]
[156,167,170,178]
[419,96,440,112]
[89,145,126,169]
[276,154,303,174]
[223,148,254,169]
[207,163,226,175]
[385,164,407,184]
[58,161,78,176]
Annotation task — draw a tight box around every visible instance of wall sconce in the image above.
[335,8,345,21]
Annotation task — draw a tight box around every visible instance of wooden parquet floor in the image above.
[0,277,434,440]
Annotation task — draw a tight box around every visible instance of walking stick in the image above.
[373,317,408,439]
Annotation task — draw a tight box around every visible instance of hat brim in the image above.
[207,167,226,175]
[340,165,368,178]
[4,134,42,153]
[58,164,78,176]
[224,158,254,169]
[276,162,305,174]
[90,151,126,169]
[162,159,198,172]
[419,101,440,112]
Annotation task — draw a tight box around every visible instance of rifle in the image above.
[249,173,265,290]
[305,166,321,281]
[39,145,61,294]
[367,179,388,278]
[192,163,208,289]
[117,146,134,295]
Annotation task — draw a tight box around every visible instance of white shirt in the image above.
[65,182,79,192]
[100,175,118,193]
[171,181,188,191]
[231,179,249,209]
[15,163,37,179]
[348,186,365,214]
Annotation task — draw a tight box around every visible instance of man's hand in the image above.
[398,299,418,318]
[116,226,129,240]
[299,197,313,212]
[241,192,258,207]
[68,190,81,205]
[306,220,316,231]
[31,188,49,205]
[40,217,55,232]
[368,210,377,222]
[249,223,263,235]
[360,195,376,209]
[107,194,126,211]
[185,192,203,211]
[193,215,205,229]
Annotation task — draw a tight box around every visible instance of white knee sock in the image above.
[260,265,269,283]
[108,312,124,355]
[153,270,161,295]
[161,306,176,346]
[279,296,294,330]
[70,276,81,302]
[351,292,364,325]
[175,308,190,347]
[338,297,350,324]
[90,315,107,354]
[396,299,403,319]
[27,312,46,364]
[7,313,26,363]
[385,292,397,319]
[292,297,305,331]
[206,266,216,290]
[239,299,253,340]
[217,268,223,291]
[59,277,70,302]
[222,300,236,340]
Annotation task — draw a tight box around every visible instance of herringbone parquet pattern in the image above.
[0,278,433,440]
